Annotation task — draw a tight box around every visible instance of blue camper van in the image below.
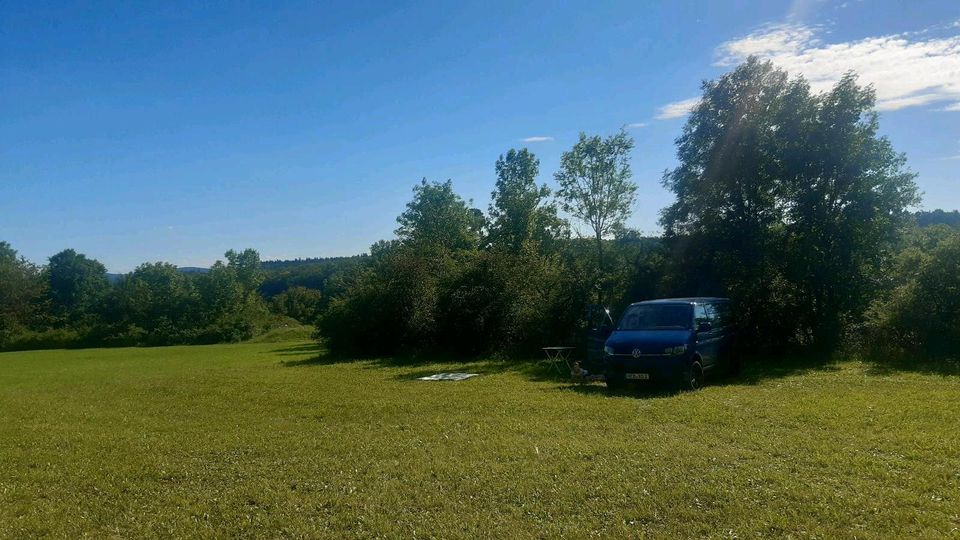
[603,298,737,390]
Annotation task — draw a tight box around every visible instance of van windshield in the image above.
[618,304,692,330]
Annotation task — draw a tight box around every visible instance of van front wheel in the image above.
[683,361,704,391]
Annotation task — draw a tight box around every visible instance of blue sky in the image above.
[2,1,959,272]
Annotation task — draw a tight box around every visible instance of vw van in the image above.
[603,298,736,390]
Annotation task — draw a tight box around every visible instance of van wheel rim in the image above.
[690,365,703,390]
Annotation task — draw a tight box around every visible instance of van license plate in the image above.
[625,373,650,380]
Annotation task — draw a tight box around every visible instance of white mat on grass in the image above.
[417,373,479,381]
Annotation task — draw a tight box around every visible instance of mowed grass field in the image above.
[1,342,959,539]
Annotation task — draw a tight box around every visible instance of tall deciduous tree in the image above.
[225,248,264,296]
[661,57,919,349]
[487,148,566,253]
[0,242,45,344]
[116,262,198,339]
[396,179,484,253]
[46,249,110,323]
[555,130,637,303]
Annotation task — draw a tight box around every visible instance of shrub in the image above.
[865,230,960,358]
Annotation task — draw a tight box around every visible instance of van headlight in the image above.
[604,345,614,356]
[664,345,687,355]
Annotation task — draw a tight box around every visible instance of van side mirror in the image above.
[697,321,712,333]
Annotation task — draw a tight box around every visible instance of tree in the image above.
[115,262,198,343]
[225,248,264,296]
[555,130,637,303]
[195,249,269,342]
[661,57,919,349]
[46,249,110,323]
[0,242,45,344]
[487,148,566,253]
[867,228,960,357]
[270,286,324,323]
[783,74,919,346]
[396,179,485,253]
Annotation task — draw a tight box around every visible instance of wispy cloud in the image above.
[714,23,960,112]
[656,98,700,120]
[657,21,960,120]
[521,136,554,143]
[626,122,648,129]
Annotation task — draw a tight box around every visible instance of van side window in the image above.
[694,304,709,328]
[714,303,731,328]
[704,304,718,326]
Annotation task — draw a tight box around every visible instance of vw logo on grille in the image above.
[631,348,642,358]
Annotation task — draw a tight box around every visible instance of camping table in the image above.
[542,347,575,375]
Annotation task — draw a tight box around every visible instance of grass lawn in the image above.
[1,341,959,538]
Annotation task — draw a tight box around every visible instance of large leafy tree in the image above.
[0,242,45,344]
[661,57,919,348]
[866,226,960,356]
[396,179,485,253]
[555,130,637,303]
[45,249,110,323]
[487,148,566,253]
[116,262,198,341]
[225,248,264,296]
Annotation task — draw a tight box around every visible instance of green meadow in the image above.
[1,341,958,538]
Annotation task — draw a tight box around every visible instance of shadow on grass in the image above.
[273,341,953,399]
[864,356,960,377]
[272,344,499,372]
[269,343,325,357]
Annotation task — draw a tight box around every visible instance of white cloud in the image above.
[713,23,960,112]
[626,122,648,129]
[521,136,553,143]
[656,98,700,120]
[943,102,960,111]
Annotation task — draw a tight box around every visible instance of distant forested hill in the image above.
[259,255,368,298]
[915,209,960,228]
[259,255,367,271]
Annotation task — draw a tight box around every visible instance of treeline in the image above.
[0,247,278,350]
[3,58,958,361]
[317,58,958,361]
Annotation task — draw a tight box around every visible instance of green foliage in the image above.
[270,286,324,323]
[0,242,45,346]
[661,58,919,350]
[45,249,110,324]
[1,246,272,350]
[487,148,566,253]
[320,170,585,356]
[555,130,637,243]
[259,257,364,298]
[396,179,485,253]
[915,209,960,229]
[555,130,637,303]
[114,262,199,345]
[866,228,960,357]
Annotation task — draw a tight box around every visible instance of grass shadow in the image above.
[272,341,870,396]
[864,356,960,377]
[268,343,324,356]
[559,382,681,399]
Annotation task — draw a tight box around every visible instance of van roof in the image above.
[630,297,729,306]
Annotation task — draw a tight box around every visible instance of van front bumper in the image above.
[604,354,688,385]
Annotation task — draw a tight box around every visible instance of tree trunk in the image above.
[595,231,604,307]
